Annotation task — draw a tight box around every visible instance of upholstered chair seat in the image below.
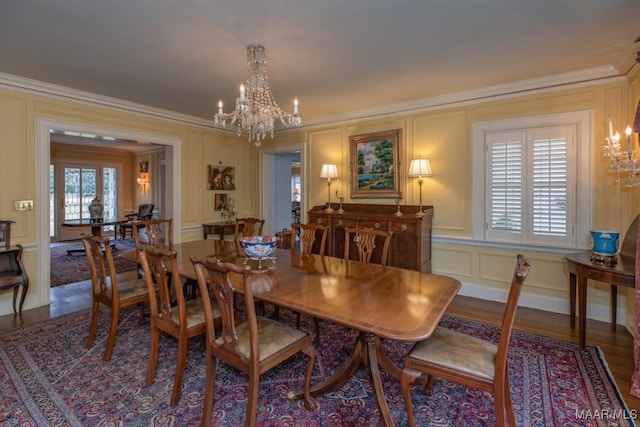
[405,326,497,383]
[229,317,310,361]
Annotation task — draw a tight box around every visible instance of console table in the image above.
[308,203,432,272]
[564,252,634,349]
[202,221,243,240]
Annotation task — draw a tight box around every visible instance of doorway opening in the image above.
[260,142,305,236]
[35,118,182,309]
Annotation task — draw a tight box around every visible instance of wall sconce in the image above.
[408,158,432,217]
[603,113,640,186]
[137,173,149,195]
[320,164,339,213]
[137,161,149,195]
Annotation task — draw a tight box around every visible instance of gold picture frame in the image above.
[349,129,402,199]
[214,193,228,211]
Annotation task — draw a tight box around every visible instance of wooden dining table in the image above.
[123,241,461,426]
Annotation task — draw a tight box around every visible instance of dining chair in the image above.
[234,217,265,244]
[82,234,150,361]
[191,256,317,426]
[131,218,172,276]
[138,244,220,407]
[343,227,392,266]
[285,223,328,344]
[119,203,154,240]
[234,217,269,313]
[132,218,173,251]
[399,254,531,427]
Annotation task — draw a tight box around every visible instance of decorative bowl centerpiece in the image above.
[239,236,279,260]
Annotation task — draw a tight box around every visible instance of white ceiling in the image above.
[1,0,639,134]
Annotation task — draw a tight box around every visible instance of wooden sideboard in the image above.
[307,203,433,273]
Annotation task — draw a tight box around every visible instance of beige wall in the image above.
[273,78,639,331]
[0,87,257,313]
[0,76,638,327]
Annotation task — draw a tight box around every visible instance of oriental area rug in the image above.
[0,308,635,426]
[49,239,138,287]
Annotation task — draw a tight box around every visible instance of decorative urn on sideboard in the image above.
[88,197,104,223]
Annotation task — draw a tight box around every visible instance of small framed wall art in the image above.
[208,165,236,190]
[215,193,228,211]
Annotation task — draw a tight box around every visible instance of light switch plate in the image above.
[14,200,34,211]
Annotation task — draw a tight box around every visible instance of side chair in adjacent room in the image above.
[82,234,150,361]
[118,203,154,240]
[191,256,317,427]
[399,254,531,427]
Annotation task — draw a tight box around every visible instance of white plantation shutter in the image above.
[485,125,574,246]
[532,137,567,237]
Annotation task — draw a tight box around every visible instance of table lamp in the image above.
[408,158,432,217]
[320,164,339,213]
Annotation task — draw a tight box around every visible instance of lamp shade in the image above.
[408,159,432,178]
[320,164,339,179]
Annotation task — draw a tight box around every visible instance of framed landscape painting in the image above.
[349,129,402,198]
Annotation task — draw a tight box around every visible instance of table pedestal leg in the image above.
[569,271,576,330]
[578,274,587,349]
[295,331,399,427]
[611,285,618,332]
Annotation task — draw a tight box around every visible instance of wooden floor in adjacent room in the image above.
[1,279,639,415]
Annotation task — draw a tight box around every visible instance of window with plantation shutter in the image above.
[475,111,589,249]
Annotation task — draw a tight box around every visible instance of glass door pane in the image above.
[64,167,97,221]
[102,167,117,221]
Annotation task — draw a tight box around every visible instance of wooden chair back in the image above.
[133,218,173,251]
[82,234,149,361]
[82,234,120,301]
[235,217,265,241]
[494,254,530,378]
[138,245,185,329]
[344,227,392,265]
[192,258,254,360]
[292,223,327,255]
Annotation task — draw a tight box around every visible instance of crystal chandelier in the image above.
[603,114,640,187]
[214,44,302,147]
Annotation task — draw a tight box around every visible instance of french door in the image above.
[50,164,118,240]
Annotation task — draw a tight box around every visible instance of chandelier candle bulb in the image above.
[626,125,632,154]
[218,101,223,114]
[293,97,299,114]
[608,116,614,140]
[240,84,245,100]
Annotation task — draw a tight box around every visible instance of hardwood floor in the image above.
[1,281,638,414]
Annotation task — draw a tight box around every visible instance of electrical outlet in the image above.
[14,200,34,211]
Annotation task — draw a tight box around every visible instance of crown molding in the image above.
[0,72,217,129]
[0,65,630,132]
[302,66,625,127]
